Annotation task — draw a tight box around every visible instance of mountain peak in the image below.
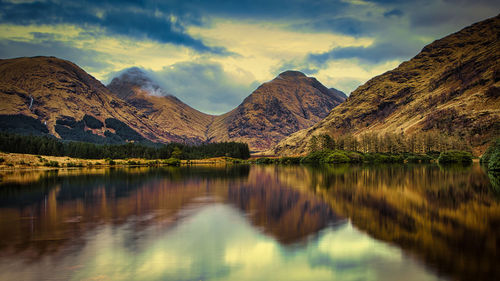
[277,70,307,79]
[272,14,500,156]
[108,67,168,99]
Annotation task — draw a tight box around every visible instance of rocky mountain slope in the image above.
[0,57,345,151]
[272,14,500,156]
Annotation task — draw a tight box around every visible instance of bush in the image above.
[300,150,332,164]
[44,160,59,167]
[255,157,275,164]
[390,155,405,163]
[277,157,302,165]
[426,150,441,159]
[323,152,350,163]
[488,149,500,171]
[0,157,4,163]
[481,139,500,171]
[162,158,180,166]
[346,151,363,163]
[406,154,433,163]
[438,150,472,165]
[363,153,389,163]
[481,145,495,165]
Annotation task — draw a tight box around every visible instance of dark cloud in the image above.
[290,17,367,36]
[308,40,420,65]
[131,61,260,114]
[0,39,111,71]
[1,0,499,102]
[0,0,225,53]
[383,9,404,18]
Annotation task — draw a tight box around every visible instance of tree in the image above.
[309,136,319,152]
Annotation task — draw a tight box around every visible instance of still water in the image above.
[0,164,498,281]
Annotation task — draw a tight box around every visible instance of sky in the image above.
[0,0,498,114]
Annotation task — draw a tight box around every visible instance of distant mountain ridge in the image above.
[272,14,500,156]
[0,57,346,151]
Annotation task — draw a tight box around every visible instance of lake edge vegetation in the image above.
[0,132,250,162]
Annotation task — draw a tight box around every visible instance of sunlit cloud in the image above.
[187,19,374,82]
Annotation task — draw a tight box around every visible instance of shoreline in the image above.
[0,152,244,170]
[0,151,481,171]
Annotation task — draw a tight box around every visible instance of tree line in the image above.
[0,133,250,160]
[309,130,470,154]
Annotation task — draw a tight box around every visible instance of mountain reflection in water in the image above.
[0,164,498,281]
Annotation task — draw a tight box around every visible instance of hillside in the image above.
[0,56,183,144]
[108,68,214,144]
[272,14,500,156]
[208,71,346,150]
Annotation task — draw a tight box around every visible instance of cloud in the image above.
[1,0,499,107]
[133,60,260,115]
[0,0,226,53]
[383,9,403,17]
[0,38,112,71]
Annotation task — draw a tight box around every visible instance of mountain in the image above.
[207,70,346,150]
[108,69,346,151]
[108,68,214,144]
[330,88,347,100]
[0,57,345,151]
[272,14,500,156]
[0,56,179,144]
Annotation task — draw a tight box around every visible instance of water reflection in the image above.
[0,164,497,281]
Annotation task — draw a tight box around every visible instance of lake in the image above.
[0,164,498,281]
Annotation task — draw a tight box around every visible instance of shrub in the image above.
[389,155,405,163]
[323,152,350,163]
[44,160,59,167]
[426,150,441,159]
[481,139,500,171]
[346,151,363,163]
[0,157,4,163]
[488,149,500,171]
[255,157,275,164]
[300,150,332,164]
[363,153,388,163]
[481,144,495,164]
[406,154,433,163]
[163,158,180,166]
[277,157,302,165]
[438,150,473,165]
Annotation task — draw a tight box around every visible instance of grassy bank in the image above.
[0,152,182,170]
